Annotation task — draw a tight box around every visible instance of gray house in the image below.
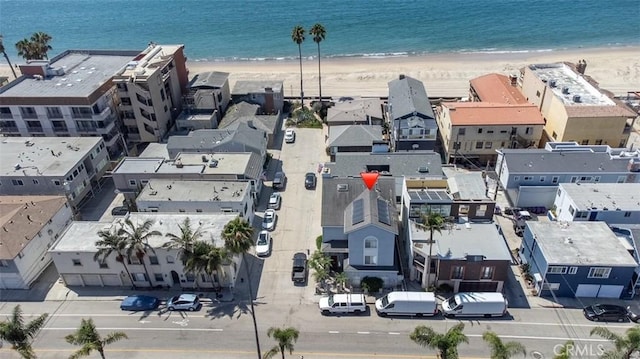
[326,98,384,127]
[327,125,386,161]
[496,142,640,208]
[387,75,438,151]
[232,81,284,115]
[176,71,231,130]
[220,102,279,148]
[166,122,267,162]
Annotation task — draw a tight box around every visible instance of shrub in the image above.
[315,235,323,250]
[436,283,453,293]
[360,276,384,293]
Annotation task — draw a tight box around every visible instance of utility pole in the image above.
[493,150,504,201]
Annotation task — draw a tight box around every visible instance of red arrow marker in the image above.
[360,172,379,190]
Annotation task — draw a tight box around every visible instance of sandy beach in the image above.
[2,46,639,98]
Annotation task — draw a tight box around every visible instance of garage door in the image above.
[101,274,122,287]
[81,275,103,286]
[597,285,623,298]
[459,281,499,292]
[575,284,600,297]
[63,274,84,286]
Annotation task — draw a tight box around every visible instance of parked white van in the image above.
[441,292,508,318]
[319,294,367,315]
[375,291,438,317]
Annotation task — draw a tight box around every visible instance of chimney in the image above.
[399,74,406,80]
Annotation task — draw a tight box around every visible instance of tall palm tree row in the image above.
[94,228,136,288]
[290,25,305,107]
[65,318,127,359]
[222,217,261,359]
[119,218,161,287]
[0,34,18,79]
[590,325,640,358]
[0,305,49,359]
[410,323,468,359]
[162,217,203,265]
[184,240,228,288]
[263,326,300,359]
[482,331,527,359]
[309,23,326,102]
[14,32,53,61]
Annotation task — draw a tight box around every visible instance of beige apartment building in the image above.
[437,102,544,165]
[113,44,189,143]
[519,63,635,147]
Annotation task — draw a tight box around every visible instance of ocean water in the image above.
[1,0,638,62]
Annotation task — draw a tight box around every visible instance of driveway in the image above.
[255,126,328,306]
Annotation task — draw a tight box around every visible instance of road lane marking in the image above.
[43,327,223,332]
[388,332,401,335]
[357,331,370,334]
[328,330,340,334]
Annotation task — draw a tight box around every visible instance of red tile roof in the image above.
[442,102,545,126]
[470,74,529,104]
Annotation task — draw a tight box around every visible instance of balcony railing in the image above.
[0,126,19,132]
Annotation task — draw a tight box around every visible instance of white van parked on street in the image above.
[375,291,438,317]
[319,294,367,315]
[441,292,508,318]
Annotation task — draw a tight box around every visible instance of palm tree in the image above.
[65,318,127,359]
[309,23,326,102]
[482,331,526,359]
[416,212,446,289]
[263,326,300,359]
[184,241,228,288]
[290,25,305,107]
[94,228,136,289]
[29,32,52,59]
[335,272,349,293]
[118,218,161,288]
[162,217,203,264]
[0,35,18,79]
[553,340,574,359]
[590,326,640,359]
[15,38,36,61]
[409,323,468,359]
[308,250,331,273]
[222,217,260,359]
[0,305,48,359]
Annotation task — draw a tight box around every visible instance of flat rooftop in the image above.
[113,152,258,177]
[137,179,250,202]
[0,51,137,98]
[408,189,452,202]
[0,137,102,177]
[115,44,183,79]
[52,213,238,252]
[232,81,283,95]
[470,73,529,104]
[527,63,615,106]
[446,171,489,200]
[138,143,168,158]
[559,183,640,211]
[441,102,545,126]
[410,220,511,261]
[528,221,638,266]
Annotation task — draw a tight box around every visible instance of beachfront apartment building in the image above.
[111,152,264,203]
[176,71,231,131]
[0,196,73,289]
[49,213,241,288]
[113,44,189,143]
[518,63,636,147]
[436,102,544,165]
[136,179,255,223]
[0,51,137,157]
[496,142,640,208]
[387,75,438,151]
[0,137,110,210]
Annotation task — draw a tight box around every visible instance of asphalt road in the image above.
[0,300,636,359]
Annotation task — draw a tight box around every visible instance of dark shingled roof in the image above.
[321,177,396,227]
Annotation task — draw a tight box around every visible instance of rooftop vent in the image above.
[549,79,557,88]
[208,159,218,168]
[562,87,570,95]
[573,95,581,103]
[201,155,208,163]
[337,184,349,192]
[418,166,429,173]
[175,161,183,168]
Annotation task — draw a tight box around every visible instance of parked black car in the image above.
[291,252,308,284]
[304,172,317,189]
[583,304,629,322]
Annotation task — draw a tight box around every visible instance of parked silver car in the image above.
[167,294,201,311]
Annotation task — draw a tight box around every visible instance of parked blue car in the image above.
[120,295,160,311]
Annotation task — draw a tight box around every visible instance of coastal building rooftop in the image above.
[137,179,250,203]
[441,102,545,126]
[114,44,184,79]
[558,183,640,211]
[470,73,529,104]
[527,221,637,266]
[0,137,103,177]
[232,81,283,95]
[188,71,230,89]
[325,152,443,178]
[0,50,138,98]
[326,98,384,124]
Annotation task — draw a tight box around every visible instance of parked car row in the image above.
[120,294,201,312]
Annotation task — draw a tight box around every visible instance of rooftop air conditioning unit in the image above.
[208,159,218,168]
[549,79,557,87]
[562,87,570,95]
[572,95,581,103]
[337,184,349,192]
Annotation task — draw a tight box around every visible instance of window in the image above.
[20,107,38,119]
[570,176,578,183]
[154,273,164,282]
[576,211,588,219]
[185,273,195,282]
[149,256,159,265]
[542,283,560,290]
[587,267,611,279]
[12,179,24,186]
[32,179,39,185]
[552,131,558,139]
[476,204,487,217]
[569,206,575,215]
[475,141,484,149]
[487,130,494,134]
[133,273,148,282]
[624,212,632,217]
[536,90,541,97]
[513,176,520,181]
[548,266,567,274]
[539,176,546,182]
[0,260,8,267]
[71,107,93,119]
[129,179,137,186]
[524,176,533,181]
[458,128,466,136]
[617,176,626,183]
[484,142,492,149]
[451,266,464,279]
[477,128,483,134]
[552,176,559,184]
[72,259,82,266]
[525,127,532,135]
[480,267,494,279]
[53,180,61,186]
[581,140,589,145]
[364,238,377,249]
[129,256,141,265]
[568,267,578,275]
[121,97,132,106]
[0,107,12,118]
[166,255,175,264]
[594,176,601,183]
[363,237,378,265]
[46,107,63,119]
[595,139,603,145]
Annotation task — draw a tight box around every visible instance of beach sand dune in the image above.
[1,46,638,98]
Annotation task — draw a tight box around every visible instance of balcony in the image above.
[92,106,112,121]
[0,125,19,133]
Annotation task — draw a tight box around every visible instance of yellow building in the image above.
[519,63,635,147]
